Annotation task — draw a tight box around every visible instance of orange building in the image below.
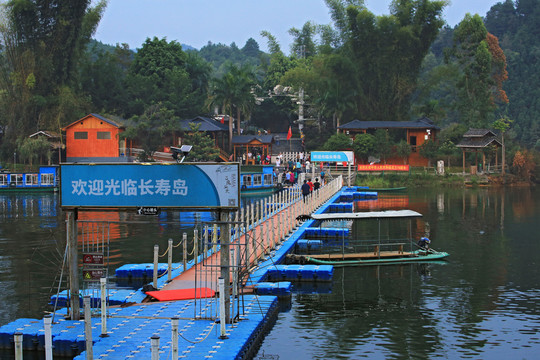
[63,114,126,162]
[338,117,440,167]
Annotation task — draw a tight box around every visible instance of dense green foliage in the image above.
[1,0,540,171]
[0,0,106,158]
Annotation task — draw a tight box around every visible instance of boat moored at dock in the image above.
[288,210,449,266]
[0,165,58,192]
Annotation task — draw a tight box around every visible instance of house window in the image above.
[25,174,38,185]
[410,135,417,152]
[74,131,88,139]
[242,175,252,187]
[253,174,262,186]
[41,173,54,185]
[97,131,111,140]
[0,174,7,185]
[263,174,273,186]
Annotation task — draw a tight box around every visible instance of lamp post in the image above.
[13,152,16,170]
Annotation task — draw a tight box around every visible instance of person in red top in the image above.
[307,179,314,193]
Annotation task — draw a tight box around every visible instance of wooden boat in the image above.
[368,186,407,192]
[240,165,282,196]
[0,165,59,192]
[288,249,449,267]
[291,210,449,266]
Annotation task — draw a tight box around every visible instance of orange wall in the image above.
[65,116,121,158]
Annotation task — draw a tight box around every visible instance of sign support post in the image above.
[67,209,80,320]
[348,161,351,187]
[219,210,231,323]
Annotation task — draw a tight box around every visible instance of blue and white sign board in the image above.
[311,151,354,163]
[61,163,239,210]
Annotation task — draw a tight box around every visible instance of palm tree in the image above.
[208,64,256,151]
[228,64,256,135]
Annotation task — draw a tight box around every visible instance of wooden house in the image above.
[338,117,440,166]
[28,130,64,164]
[62,114,126,162]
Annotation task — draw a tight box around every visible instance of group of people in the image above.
[242,151,271,165]
[301,177,321,202]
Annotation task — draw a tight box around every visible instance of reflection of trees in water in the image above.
[291,265,442,359]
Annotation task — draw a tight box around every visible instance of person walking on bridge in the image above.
[301,180,310,202]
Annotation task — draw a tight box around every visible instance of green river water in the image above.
[0,187,538,359]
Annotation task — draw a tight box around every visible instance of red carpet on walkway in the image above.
[146,288,215,301]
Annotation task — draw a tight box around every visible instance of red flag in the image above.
[286,126,292,140]
[220,116,225,124]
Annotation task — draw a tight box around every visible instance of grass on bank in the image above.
[354,167,470,188]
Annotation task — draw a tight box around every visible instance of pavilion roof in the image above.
[232,135,274,145]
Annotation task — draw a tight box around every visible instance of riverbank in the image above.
[355,170,534,188]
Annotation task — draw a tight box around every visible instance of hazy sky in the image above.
[93,0,499,52]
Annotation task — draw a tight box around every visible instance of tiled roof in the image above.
[179,116,228,132]
[29,130,61,138]
[462,129,497,137]
[339,117,440,130]
[232,135,274,144]
[457,136,502,148]
[62,114,124,130]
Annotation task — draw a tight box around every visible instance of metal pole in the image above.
[219,211,231,323]
[255,200,260,225]
[67,210,80,320]
[14,332,22,360]
[100,277,108,337]
[204,225,209,255]
[183,232,188,270]
[231,248,237,321]
[167,238,173,282]
[84,295,93,360]
[44,315,53,360]
[271,216,276,249]
[171,317,179,360]
[153,244,159,289]
[193,229,199,265]
[212,225,218,253]
[218,277,227,338]
[151,335,160,360]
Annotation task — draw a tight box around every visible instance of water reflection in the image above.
[1,189,539,359]
[257,188,540,359]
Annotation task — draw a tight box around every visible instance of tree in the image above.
[323,133,352,151]
[0,0,106,151]
[373,129,393,164]
[125,37,189,117]
[438,140,457,168]
[181,123,220,162]
[395,140,412,165]
[419,139,439,167]
[492,116,513,175]
[452,14,496,128]
[121,104,177,162]
[512,149,535,181]
[79,42,131,114]
[16,137,51,166]
[353,133,375,163]
[208,63,256,151]
[323,0,447,121]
